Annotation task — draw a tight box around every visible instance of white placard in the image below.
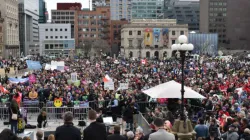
[104,81,114,90]
[119,83,129,90]
[71,73,77,82]
[218,73,223,78]
[45,64,51,70]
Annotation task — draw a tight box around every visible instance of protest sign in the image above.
[26,60,42,70]
[119,83,129,90]
[104,81,114,90]
[71,73,77,82]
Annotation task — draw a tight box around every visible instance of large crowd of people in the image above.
[1,54,250,140]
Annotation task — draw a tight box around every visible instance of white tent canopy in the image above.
[143,80,205,99]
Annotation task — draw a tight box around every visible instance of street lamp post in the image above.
[171,35,194,123]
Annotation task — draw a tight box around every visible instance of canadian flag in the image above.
[0,85,9,94]
[103,75,112,83]
[141,59,147,65]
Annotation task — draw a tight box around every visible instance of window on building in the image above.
[65,29,67,31]
[55,29,58,31]
[50,29,53,31]
[129,40,132,47]
[60,28,62,31]
[45,44,49,49]
[60,36,63,39]
[55,36,58,39]
[65,36,67,39]
[45,36,48,39]
[172,31,175,35]
[172,40,175,44]
[45,29,48,31]
[50,36,53,39]
[129,31,132,35]
[138,31,141,35]
[180,31,184,35]
[50,44,53,49]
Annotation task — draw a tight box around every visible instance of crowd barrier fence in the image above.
[0,107,9,122]
[45,107,90,122]
[136,112,151,135]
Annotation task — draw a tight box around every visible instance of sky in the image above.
[45,0,90,20]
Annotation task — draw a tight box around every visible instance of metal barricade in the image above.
[0,107,9,122]
[45,107,90,122]
[136,112,151,135]
[22,107,42,121]
[22,101,44,108]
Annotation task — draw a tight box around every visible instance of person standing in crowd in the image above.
[208,118,220,138]
[55,111,81,140]
[123,103,135,131]
[0,129,19,140]
[149,118,175,140]
[107,125,126,140]
[109,94,119,122]
[36,130,43,140]
[126,131,135,140]
[48,134,55,140]
[221,124,239,140]
[37,111,47,128]
[96,108,104,123]
[194,118,209,139]
[9,99,20,134]
[83,110,107,140]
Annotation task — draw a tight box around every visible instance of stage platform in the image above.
[0,118,126,140]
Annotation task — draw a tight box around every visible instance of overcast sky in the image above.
[45,0,90,20]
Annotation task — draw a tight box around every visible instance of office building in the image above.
[57,3,82,10]
[200,0,250,50]
[75,7,111,48]
[39,0,47,23]
[92,0,110,11]
[51,10,76,38]
[131,0,164,19]
[0,13,3,58]
[39,24,75,57]
[121,19,188,59]
[164,0,200,31]
[19,0,40,56]
[226,0,250,50]
[0,0,20,58]
[110,20,128,55]
[110,0,132,21]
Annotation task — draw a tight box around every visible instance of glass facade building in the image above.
[164,0,199,31]
[131,0,164,19]
[110,0,132,21]
[39,0,47,23]
[19,0,40,55]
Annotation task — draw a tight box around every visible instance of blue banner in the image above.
[153,28,161,45]
[26,60,42,70]
[9,78,29,84]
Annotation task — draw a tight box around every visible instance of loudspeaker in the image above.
[44,131,55,140]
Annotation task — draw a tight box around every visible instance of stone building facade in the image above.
[121,19,188,59]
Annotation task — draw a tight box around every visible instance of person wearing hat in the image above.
[241,128,250,140]
[221,124,239,140]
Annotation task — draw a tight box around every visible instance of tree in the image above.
[91,39,111,55]
[82,40,92,57]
